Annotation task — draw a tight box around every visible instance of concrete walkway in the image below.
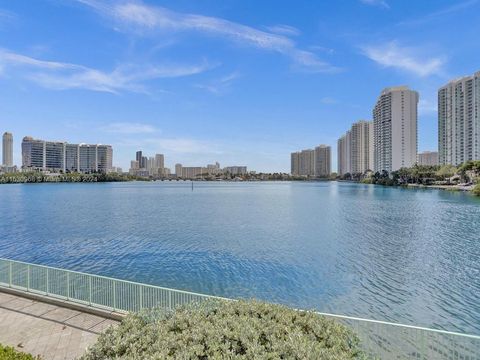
[0,292,119,359]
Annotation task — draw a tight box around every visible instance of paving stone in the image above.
[0,292,119,360]
[40,307,81,322]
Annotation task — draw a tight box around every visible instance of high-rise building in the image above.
[438,71,480,166]
[337,135,347,176]
[373,86,418,172]
[291,152,300,175]
[175,163,182,177]
[338,120,373,176]
[155,154,165,175]
[21,137,45,169]
[21,137,112,173]
[417,151,439,166]
[291,146,329,177]
[314,145,331,177]
[136,151,144,169]
[146,157,155,175]
[2,132,13,167]
[299,149,315,176]
[96,145,113,173]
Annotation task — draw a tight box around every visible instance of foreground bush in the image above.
[82,300,366,359]
[0,344,39,360]
[473,183,480,196]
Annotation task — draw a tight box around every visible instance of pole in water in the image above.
[191,181,193,191]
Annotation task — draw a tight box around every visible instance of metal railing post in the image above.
[27,264,30,291]
[139,285,143,310]
[67,272,70,300]
[113,281,116,311]
[89,277,92,305]
[169,290,172,310]
[46,268,49,295]
[9,261,12,287]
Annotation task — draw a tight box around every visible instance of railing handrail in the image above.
[1,257,479,340]
[0,257,229,300]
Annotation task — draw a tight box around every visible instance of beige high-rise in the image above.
[2,132,13,167]
[438,71,480,166]
[337,121,373,175]
[373,86,418,172]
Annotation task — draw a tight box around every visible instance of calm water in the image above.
[1,181,479,333]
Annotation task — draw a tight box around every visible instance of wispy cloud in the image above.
[265,24,301,36]
[194,71,241,95]
[361,41,446,77]
[0,8,16,22]
[101,122,158,134]
[359,0,390,9]
[118,136,222,155]
[320,97,338,105]
[0,48,212,93]
[398,0,478,26]
[77,0,339,73]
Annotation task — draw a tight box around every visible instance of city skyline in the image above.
[1,1,480,171]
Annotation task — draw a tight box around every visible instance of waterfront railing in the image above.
[0,258,479,359]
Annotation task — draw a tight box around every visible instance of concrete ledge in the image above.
[0,286,126,321]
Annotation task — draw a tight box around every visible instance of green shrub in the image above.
[0,344,39,360]
[81,300,367,359]
[472,183,480,196]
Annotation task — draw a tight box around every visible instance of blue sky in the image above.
[0,0,479,172]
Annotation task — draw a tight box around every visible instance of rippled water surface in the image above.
[1,182,479,333]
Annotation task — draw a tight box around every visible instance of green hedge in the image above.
[81,300,367,359]
[472,183,480,196]
[0,344,39,360]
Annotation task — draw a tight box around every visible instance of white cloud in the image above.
[320,97,337,105]
[0,49,212,93]
[360,0,390,9]
[265,24,301,36]
[398,0,478,26]
[77,0,339,73]
[361,41,446,77]
[101,122,158,134]
[194,71,241,95]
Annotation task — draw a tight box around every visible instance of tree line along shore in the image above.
[1,161,479,197]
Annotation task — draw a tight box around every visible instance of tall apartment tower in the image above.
[337,121,373,176]
[350,120,374,173]
[314,145,331,177]
[373,86,418,173]
[155,154,165,175]
[299,149,315,176]
[337,135,347,176]
[438,71,480,166]
[291,152,300,175]
[175,163,182,177]
[136,151,147,169]
[291,146,330,177]
[2,132,13,166]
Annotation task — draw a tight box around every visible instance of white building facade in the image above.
[438,71,480,166]
[22,137,112,173]
[2,132,13,167]
[373,86,418,173]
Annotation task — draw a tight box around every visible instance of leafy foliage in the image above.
[0,344,40,360]
[473,183,480,196]
[81,300,367,359]
[0,172,145,184]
